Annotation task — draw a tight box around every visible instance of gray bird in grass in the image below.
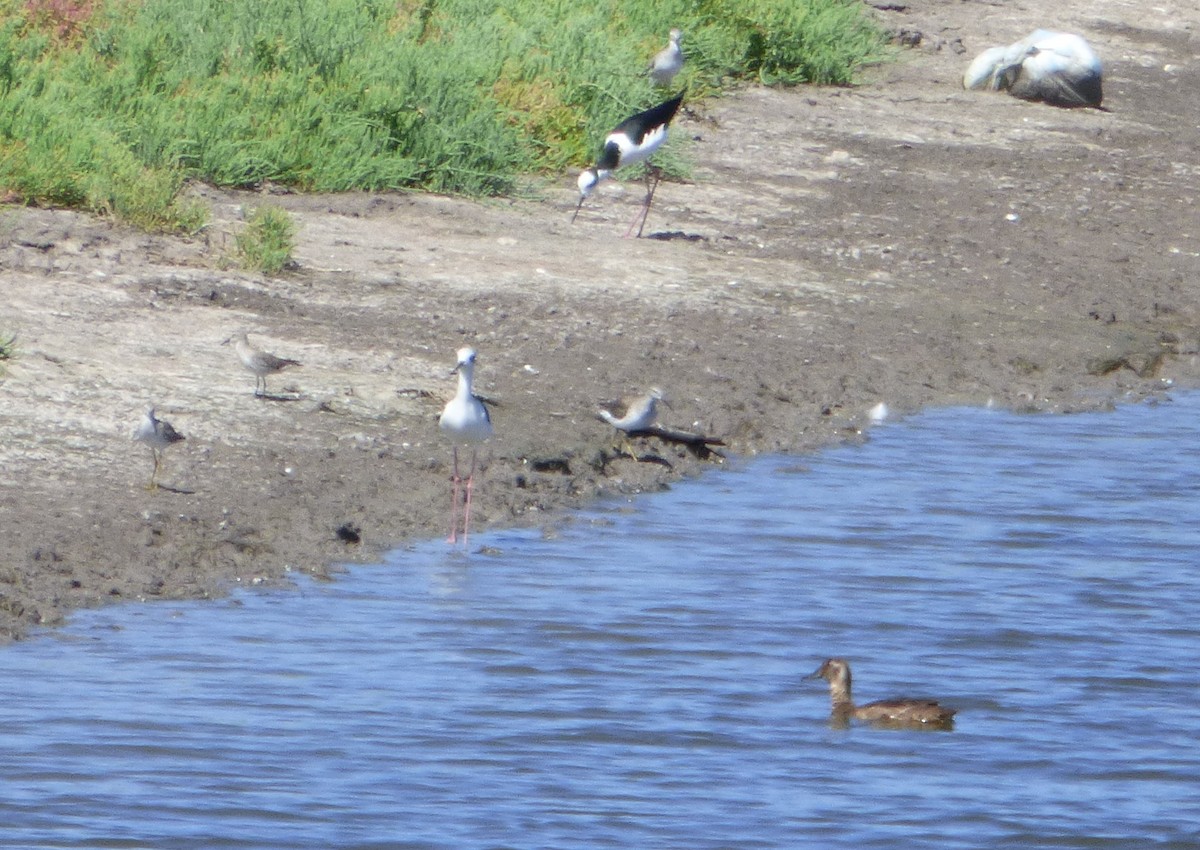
[222,330,301,397]
[648,29,684,88]
[133,406,185,490]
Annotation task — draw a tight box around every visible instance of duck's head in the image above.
[807,658,851,686]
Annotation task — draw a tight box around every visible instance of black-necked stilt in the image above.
[134,406,185,490]
[222,331,301,397]
[649,29,684,87]
[438,347,493,547]
[573,92,685,238]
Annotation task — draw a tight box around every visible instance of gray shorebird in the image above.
[223,331,301,397]
[133,406,185,490]
[439,347,493,547]
[807,658,957,730]
[648,29,684,88]
[599,387,666,433]
[598,387,667,460]
[573,92,685,238]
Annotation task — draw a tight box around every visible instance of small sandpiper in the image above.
[598,387,667,460]
[439,347,494,547]
[133,406,185,490]
[573,92,685,238]
[223,331,301,397]
[599,387,666,433]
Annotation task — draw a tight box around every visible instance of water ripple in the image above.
[2,396,1200,848]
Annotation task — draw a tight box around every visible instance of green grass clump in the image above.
[700,0,889,86]
[0,0,887,230]
[236,205,295,275]
[0,331,16,381]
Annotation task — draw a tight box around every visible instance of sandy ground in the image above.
[2,0,1199,641]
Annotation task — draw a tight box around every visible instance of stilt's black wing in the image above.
[614,92,685,144]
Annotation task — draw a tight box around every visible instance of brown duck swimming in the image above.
[808,658,957,730]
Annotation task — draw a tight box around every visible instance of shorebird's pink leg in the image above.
[448,445,462,544]
[461,448,479,549]
[623,206,648,239]
[624,168,662,239]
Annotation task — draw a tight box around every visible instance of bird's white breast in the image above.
[610,123,668,171]
[440,395,492,443]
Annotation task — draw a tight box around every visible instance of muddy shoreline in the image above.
[3,0,1199,641]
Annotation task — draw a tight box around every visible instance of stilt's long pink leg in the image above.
[624,168,662,239]
[448,445,462,543]
[461,448,478,549]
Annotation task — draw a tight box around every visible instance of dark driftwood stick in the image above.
[622,425,726,460]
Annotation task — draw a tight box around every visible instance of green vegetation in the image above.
[235,205,295,275]
[0,0,886,232]
[0,331,15,381]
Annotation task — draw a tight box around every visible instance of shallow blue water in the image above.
[3,395,1200,849]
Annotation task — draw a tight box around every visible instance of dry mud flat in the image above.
[2,0,1199,641]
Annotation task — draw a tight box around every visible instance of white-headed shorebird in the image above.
[648,29,684,88]
[134,406,185,490]
[438,347,493,547]
[222,330,301,397]
[573,92,685,238]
